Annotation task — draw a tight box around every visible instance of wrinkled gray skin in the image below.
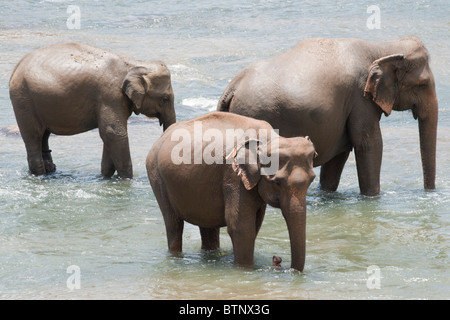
[146,112,316,271]
[218,37,438,196]
[9,42,176,178]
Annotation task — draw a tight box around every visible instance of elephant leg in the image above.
[225,191,261,268]
[228,222,256,268]
[354,142,382,196]
[101,139,132,179]
[24,134,45,175]
[151,180,184,253]
[224,184,265,268]
[349,119,382,196]
[101,144,116,178]
[19,125,46,175]
[12,99,46,175]
[319,151,350,192]
[199,227,220,251]
[161,204,184,253]
[165,215,184,253]
[42,130,56,173]
[98,119,132,179]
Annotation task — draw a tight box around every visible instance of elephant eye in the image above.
[266,175,280,185]
[417,82,427,89]
[416,78,429,89]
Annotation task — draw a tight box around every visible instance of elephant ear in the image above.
[363,54,406,116]
[121,67,151,114]
[226,139,261,190]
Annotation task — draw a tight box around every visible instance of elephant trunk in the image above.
[161,105,176,131]
[281,193,307,272]
[418,97,438,190]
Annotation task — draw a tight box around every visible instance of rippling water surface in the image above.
[0,0,449,299]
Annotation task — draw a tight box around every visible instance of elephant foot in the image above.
[43,150,56,173]
[44,160,56,173]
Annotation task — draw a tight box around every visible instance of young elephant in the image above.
[146,112,316,271]
[9,42,175,178]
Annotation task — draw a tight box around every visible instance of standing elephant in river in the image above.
[146,112,316,271]
[218,36,438,196]
[9,42,176,178]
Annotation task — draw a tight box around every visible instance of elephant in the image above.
[146,112,316,271]
[9,42,176,178]
[218,36,438,196]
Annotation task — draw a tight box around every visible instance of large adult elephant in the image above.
[218,37,438,196]
[9,42,176,178]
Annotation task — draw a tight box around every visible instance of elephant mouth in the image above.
[266,197,280,209]
[144,113,162,125]
[157,113,163,126]
[259,188,281,208]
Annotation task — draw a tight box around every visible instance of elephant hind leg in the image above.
[153,184,184,253]
[22,132,45,175]
[199,227,220,251]
[164,214,184,253]
[12,96,48,175]
[42,130,56,173]
[319,151,350,192]
[17,121,46,175]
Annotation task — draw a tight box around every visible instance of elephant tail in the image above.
[217,85,235,112]
[218,68,251,112]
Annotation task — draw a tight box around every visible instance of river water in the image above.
[0,0,449,299]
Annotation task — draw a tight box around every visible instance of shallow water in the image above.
[0,0,449,299]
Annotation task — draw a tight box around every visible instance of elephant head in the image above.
[122,62,176,131]
[229,135,316,271]
[364,41,438,190]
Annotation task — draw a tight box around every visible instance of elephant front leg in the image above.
[101,144,116,178]
[227,222,256,268]
[225,187,262,268]
[349,122,383,196]
[99,122,133,179]
[354,145,382,196]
